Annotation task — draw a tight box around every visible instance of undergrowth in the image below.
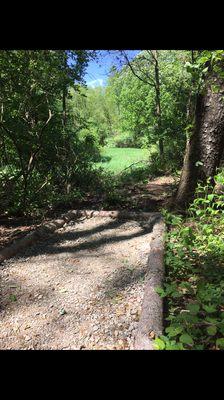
[154,170,224,350]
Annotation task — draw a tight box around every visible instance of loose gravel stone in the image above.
[0,215,155,349]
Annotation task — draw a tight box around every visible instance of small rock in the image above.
[92,326,99,332]
[148,330,156,339]
[24,325,31,330]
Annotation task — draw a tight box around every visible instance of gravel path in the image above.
[0,215,156,350]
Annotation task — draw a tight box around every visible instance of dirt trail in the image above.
[0,215,158,350]
[0,175,175,250]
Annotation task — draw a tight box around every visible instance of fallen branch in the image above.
[134,218,166,350]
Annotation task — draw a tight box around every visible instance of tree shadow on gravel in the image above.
[0,218,124,266]
[102,264,148,299]
[0,273,58,313]
[37,216,158,256]
[1,214,160,264]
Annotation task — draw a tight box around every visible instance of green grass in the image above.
[95,146,157,174]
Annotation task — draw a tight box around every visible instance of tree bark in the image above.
[62,52,68,128]
[175,71,224,208]
[152,50,163,157]
[62,87,67,127]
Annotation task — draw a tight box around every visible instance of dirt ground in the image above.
[0,218,41,251]
[125,175,176,209]
[0,214,158,350]
[0,175,175,250]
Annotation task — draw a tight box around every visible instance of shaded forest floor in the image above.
[121,175,176,210]
[0,175,177,251]
[75,175,177,212]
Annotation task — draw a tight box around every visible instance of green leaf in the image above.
[207,325,217,336]
[166,342,184,350]
[202,67,209,74]
[216,338,224,349]
[207,194,215,201]
[203,304,217,313]
[165,325,183,337]
[206,317,218,324]
[196,210,203,216]
[179,333,194,345]
[186,303,200,315]
[219,323,224,335]
[153,338,165,350]
[155,286,166,298]
[194,345,205,350]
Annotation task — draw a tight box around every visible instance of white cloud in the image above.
[87,79,104,88]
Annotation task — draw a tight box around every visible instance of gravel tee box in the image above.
[0,212,163,350]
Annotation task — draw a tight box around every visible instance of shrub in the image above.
[154,171,224,350]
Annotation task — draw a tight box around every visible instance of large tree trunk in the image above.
[175,71,224,208]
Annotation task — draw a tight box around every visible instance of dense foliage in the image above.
[68,50,195,182]
[1,49,223,215]
[0,50,98,215]
[154,171,224,350]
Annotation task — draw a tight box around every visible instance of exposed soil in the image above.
[124,175,176,210]
[0,218,41,251]
[61,175,177,212]
[0,175,175,249]
[0,215,157,350]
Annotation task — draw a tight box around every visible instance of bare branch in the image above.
[121,51,155,87]
[35,176,50,194]
[27,108,53,173]
[149,50,157,63]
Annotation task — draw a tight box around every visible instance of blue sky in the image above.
[84,50,140,88]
